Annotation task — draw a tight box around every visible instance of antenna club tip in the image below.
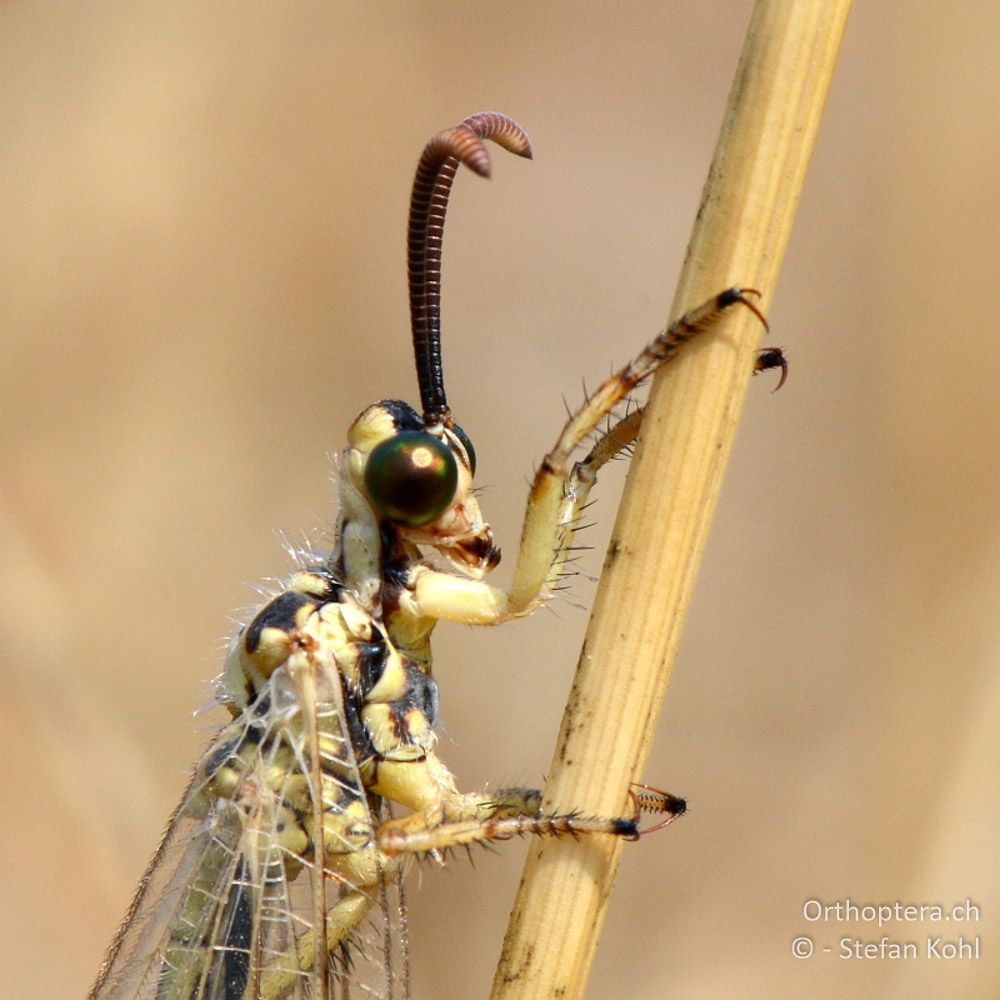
[467,153,492,179]
[461,111,533,163]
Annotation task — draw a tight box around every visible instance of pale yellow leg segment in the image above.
[413,289,766,625]
[258,848,403,1000]
[369,754,641,857]
[508,289,764,613]
[371,753,494,853]
[370,754,464,813]
[378,810,639,856]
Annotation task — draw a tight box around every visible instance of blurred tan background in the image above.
[2,3,998,998]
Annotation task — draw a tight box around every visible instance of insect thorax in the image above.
[209,397,486,849]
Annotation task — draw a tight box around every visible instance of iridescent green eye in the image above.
[451,422,476,476]
[364,431,458,526]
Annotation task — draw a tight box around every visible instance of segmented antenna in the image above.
[408,112,533,425]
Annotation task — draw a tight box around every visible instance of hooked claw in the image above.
[754,346,788,391]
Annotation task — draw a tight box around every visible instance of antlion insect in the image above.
[90,112,785,1000]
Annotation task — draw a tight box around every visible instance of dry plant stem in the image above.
[491,3,852,999]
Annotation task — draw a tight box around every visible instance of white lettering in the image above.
[839,937,916,959]
[927,936,979,959]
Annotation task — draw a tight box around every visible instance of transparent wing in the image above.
[91,664,409,1000]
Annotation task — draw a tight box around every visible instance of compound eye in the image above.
[364,431,458,526]
[451,422,477,476]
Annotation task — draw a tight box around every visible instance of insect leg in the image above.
[412,288,771,625]
[369,758,650,857]
[375,785,688,855]
[257,849,403,1000]
[560,338,786,528]
[507,288,774,613]
[754,345,788,389]
[628,782,688,835]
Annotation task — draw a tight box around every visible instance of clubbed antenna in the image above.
[408,112,533,426]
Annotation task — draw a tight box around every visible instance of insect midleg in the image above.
[363,754,638,857]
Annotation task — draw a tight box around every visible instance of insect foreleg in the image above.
[410,288,774,626]
[566,339,787,513]
[507,287,771,613]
